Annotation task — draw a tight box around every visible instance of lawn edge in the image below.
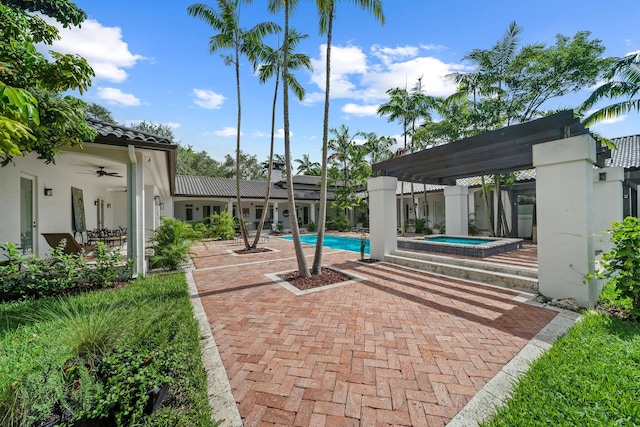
[186,270,243,427]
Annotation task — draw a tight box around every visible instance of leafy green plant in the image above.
[210,211,236,240]
[306,220,317,232]
[360,237,366,261]
[434,222,446,234]
[73,347,173,426]
[593,216,640,318]
[149,217,195,270]
[468,214,479,235]
[326,214,350,232]
[277,221,284,232]
[414,218,427,234]
[85,242,132,288]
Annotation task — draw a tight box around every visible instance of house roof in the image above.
[607,134,640,170]
[87,118,178,194]
[175,175,333,201]
[88,118,175,147]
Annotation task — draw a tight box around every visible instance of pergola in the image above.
[367,110,621,307]
[372,110,607,184]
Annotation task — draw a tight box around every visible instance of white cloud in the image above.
[193,89,226,109]
[165,122,181,129]
[212,127,240,137]
[252,131,268,138]
[96,87,140,106]
[341,103,380,117]
[304,43,461,112]
[276,129,293,139]
[47,18,144,83]
[596,115,627,125]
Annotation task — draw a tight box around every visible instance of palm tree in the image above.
[251,29,311,248]
[311,0,384,275]
[294,153,320,175]
[581,52,640,126]
[188,0,278,250]
[267,0,311,277]
[363,132,393,164]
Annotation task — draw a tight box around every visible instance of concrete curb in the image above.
[186,271,243,427]
[447,307,582,426]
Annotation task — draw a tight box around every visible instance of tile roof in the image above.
[607,134,640,169]
[87,118,174,145]
[175,175,333,200]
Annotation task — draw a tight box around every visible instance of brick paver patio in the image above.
[191,237,557,426]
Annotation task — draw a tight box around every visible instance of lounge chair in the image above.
[42,233,95,255]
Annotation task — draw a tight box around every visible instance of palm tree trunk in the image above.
[283,0,309,277]
[235,44,249,249]
[480,175,495,237]
[399,181,405,236]
[311,2,334,276]
[252,71,280,248]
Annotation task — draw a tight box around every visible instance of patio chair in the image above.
[352,223,363,232]
[42,233,95,255]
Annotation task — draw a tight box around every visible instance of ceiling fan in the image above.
[95,166,122,178]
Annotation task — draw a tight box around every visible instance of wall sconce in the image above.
[154,195,161,205]
[107,203,112,208]
[94,199,99,206]
[159,202,165,210]
[44,188,53,197]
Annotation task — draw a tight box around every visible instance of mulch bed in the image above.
[234,247,272,255]
[358,258,380,264]
[279,269,352,291]
[597,304,636,321]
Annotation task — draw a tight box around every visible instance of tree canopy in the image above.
[0,0,96,166]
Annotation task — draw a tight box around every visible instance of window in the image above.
[186,204,193,221]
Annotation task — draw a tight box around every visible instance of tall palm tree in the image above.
[188,0,278,250]
[251,29,311,248]
[267,0,311,277]
[311,0,384,275]
[294,153,320,175]
[581,52,640,126]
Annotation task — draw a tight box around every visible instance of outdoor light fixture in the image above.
[159,202,165,210]
[94,199,99,206]
[107,203,112,208]
[154,195,161,205]
[44,188,53,196]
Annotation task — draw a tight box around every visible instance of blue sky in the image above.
[51,0,640,164]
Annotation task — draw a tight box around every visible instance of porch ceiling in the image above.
[372,110,604,185]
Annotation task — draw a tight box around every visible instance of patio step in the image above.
[385,250,538,293]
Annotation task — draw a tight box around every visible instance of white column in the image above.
[444,186,469,236]
[533,134,598,307]
[368,176,398,260]
[310,202,316,223]
[273,202,279,225]
[227,200,233,214]
[593,167,624,253]
[127,146,145,277]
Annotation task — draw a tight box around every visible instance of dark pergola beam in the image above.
[373,111,591,184]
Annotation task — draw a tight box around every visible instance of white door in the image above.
[20,175,37,255]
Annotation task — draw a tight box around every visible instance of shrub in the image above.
[306,220,317,232]
[210,211,236,240]
[415,218,427,234]
[149,217,194,270]
[326,214,350,232]
[595,216,640,318]
[0,241,131,301]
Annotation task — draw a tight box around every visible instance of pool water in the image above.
[281,234,370,254]
[427,236,496,246]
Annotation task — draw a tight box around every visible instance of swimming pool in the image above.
[281,234,370,254]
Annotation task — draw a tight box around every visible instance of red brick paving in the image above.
[191,238,556,426]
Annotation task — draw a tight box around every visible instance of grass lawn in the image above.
[0,272,217,426]
[482,310,640,426]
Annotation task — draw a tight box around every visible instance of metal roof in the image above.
[175,175,334,200]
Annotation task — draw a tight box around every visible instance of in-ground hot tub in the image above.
[397,235,523,258]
